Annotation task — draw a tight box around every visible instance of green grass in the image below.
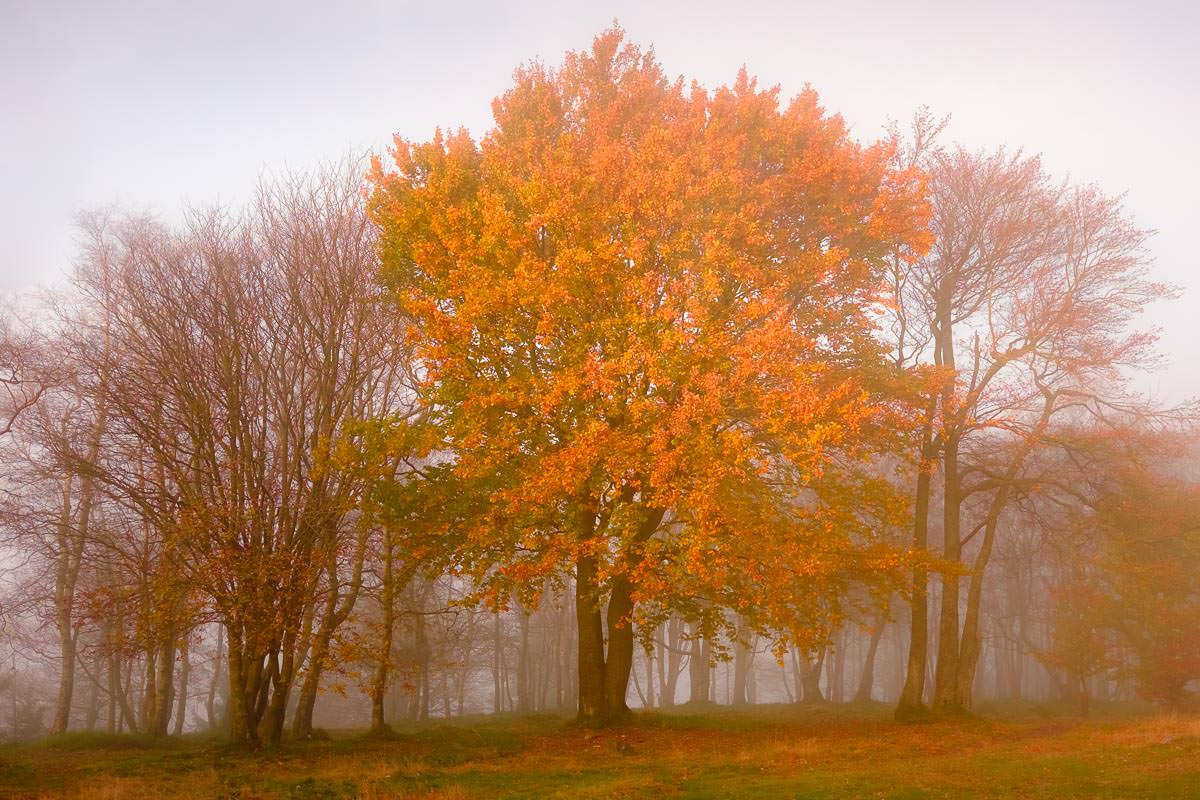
[2,704,1199,798]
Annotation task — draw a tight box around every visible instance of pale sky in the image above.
[2,0,1197,400]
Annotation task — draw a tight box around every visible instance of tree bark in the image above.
[933,430,964,711]
[226,625,265,746]
[575,553,607,721]
[602,575,636,716]
[151,636,176,736]
[574,503,664,723]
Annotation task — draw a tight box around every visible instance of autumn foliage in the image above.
[369,30,931,720]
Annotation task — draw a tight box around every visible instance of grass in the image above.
[2,704,1199,798]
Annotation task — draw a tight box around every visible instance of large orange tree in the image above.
[369,30,930,722]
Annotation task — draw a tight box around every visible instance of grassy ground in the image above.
[3,703,1199,799]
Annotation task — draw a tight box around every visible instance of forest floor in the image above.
[3,702,1199,799]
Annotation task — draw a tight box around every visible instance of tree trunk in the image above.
[955,485,1013,709]
[293,524,369,737]
[602,576,635,717]
[733,626,754,706]
[830,630,846,703]
[151,636,176,736]
[896,419,935,721]
[261,634,297,746]
[933,431,964,712]
[85,645,103,732]
[955,395,1053,710]
[142,646,158,734]
[662,616,683,708]
[687,621,710,705]
[517,600,532,713]
[574,504,663,723]
[50,472,83,736]
[173,636,191,736]
[855,613,887,704]
[800,649,825,704]
[226,627,264,746]
[492,609,504,714]
[293,637,326,737]
[206,625,225,732]
[575,554,607,721]
[370,548,397,732]
[50,372,107,736]
[50,620,77,735]
[643,643,656,709]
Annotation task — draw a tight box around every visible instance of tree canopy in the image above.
[368,29,931,721]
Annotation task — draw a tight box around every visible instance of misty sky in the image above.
[2,0,1197,400]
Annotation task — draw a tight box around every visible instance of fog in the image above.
[0,7,1198,799]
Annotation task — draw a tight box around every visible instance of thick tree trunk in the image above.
[293,639,325,736]
[602,576,636,717]
[575,554,607,721]
[575,503,663,723]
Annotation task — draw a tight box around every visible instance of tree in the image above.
[1067,451,1200,711]
[369,29,929,723]
[888,131,1171,715]
[66,160,411,745]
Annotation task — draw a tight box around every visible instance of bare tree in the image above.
[62,158,412,745]
[893,137,1176,715]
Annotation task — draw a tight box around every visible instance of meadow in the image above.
[3,704,1198,799]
